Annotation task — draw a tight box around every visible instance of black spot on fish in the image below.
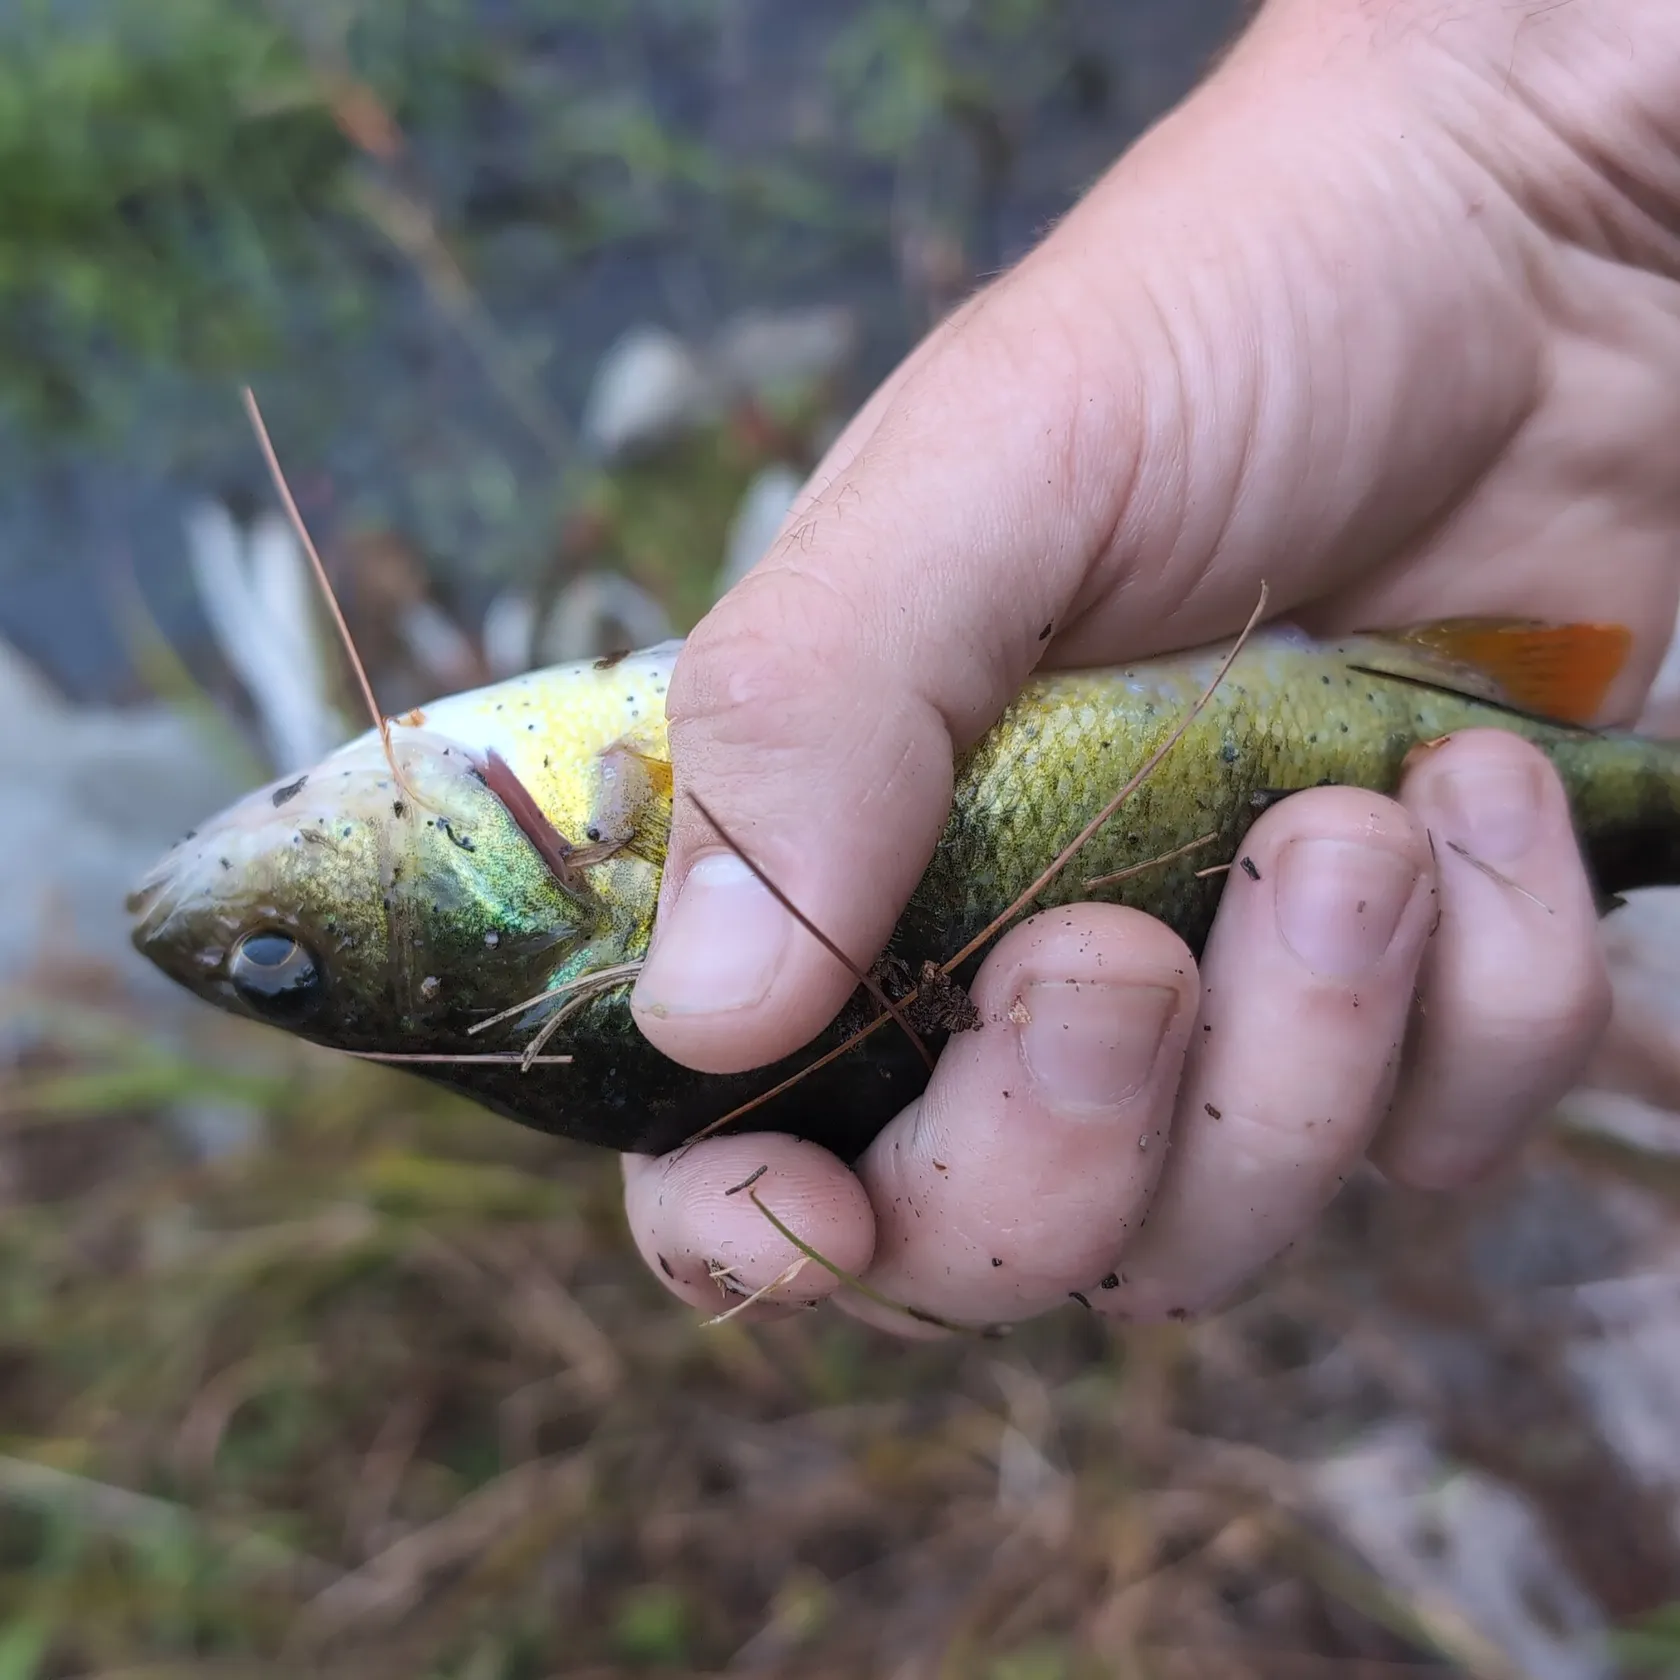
[1240,856,1261,881]
[991,1257,1003,1267]
[1204,1103,1222,1119]
[1038,621,1053,641]
[341,825,353,838]
[219,857,232,871]
[1099,1272,1120,1290]
[657,1253,675,1278]
[271,775,307,807]
[595,648,631,670]
[1167,1307,1190,1322]
[440,819,475,852]
[1068,1291,1092,1310]
[1322,674,1331,685]
[393,800,407,818]
[1221,741,1239,764]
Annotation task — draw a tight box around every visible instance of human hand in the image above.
[622,0,1680,1331]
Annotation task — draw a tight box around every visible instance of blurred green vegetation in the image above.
[0,0,353,436]
[0,0,1076,446]
[0,0,1119,658]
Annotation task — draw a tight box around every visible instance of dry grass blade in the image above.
[1084,829,1221,891]
[688,790,934,1071]
[0,1454,338,1593]
[517,969,639,1071]
[702,1255,809,1326]
[682,586,1270,1145]
[1443,839,1554,913]
[242,387,415,801]
[941,582,1268,975]
[748,1189,1001,1338]
[465,960,644,1038]
[677,1032,866,1151]
[347,1052,573,1066]
[288,1456,587,1646]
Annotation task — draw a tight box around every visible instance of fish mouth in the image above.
[126,833,192,934]
[126,853,175,941]
[126,883,186,978]
[125,872,167,923]
[125,846,213,983]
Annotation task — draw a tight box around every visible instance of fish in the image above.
[128,618,1680,1162]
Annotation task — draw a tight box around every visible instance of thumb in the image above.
[627,257,1151,1072]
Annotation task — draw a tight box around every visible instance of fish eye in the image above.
[228,930,323,1022]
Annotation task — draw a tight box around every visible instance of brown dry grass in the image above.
[7,952,1679,1678]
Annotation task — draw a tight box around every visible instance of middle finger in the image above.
[1104,785,1438,1321]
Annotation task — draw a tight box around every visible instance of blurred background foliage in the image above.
[6,2,1680,1677]
[0,0,1168,699]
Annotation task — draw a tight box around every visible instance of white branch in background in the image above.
[717,463,803,599]
[580,326,717,464]
[537,572,673,666]
[395,597,481,694]
[482,572,674,678]
[481,590,539,681]
[183,499,347,774]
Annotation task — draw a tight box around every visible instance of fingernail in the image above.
[1432,761,1544,863]
[636,852,789,1016]
[1275,838,1419,979]
[1019,980,1178,1113]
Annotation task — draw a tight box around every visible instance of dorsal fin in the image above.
[1373,619,1631,726]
